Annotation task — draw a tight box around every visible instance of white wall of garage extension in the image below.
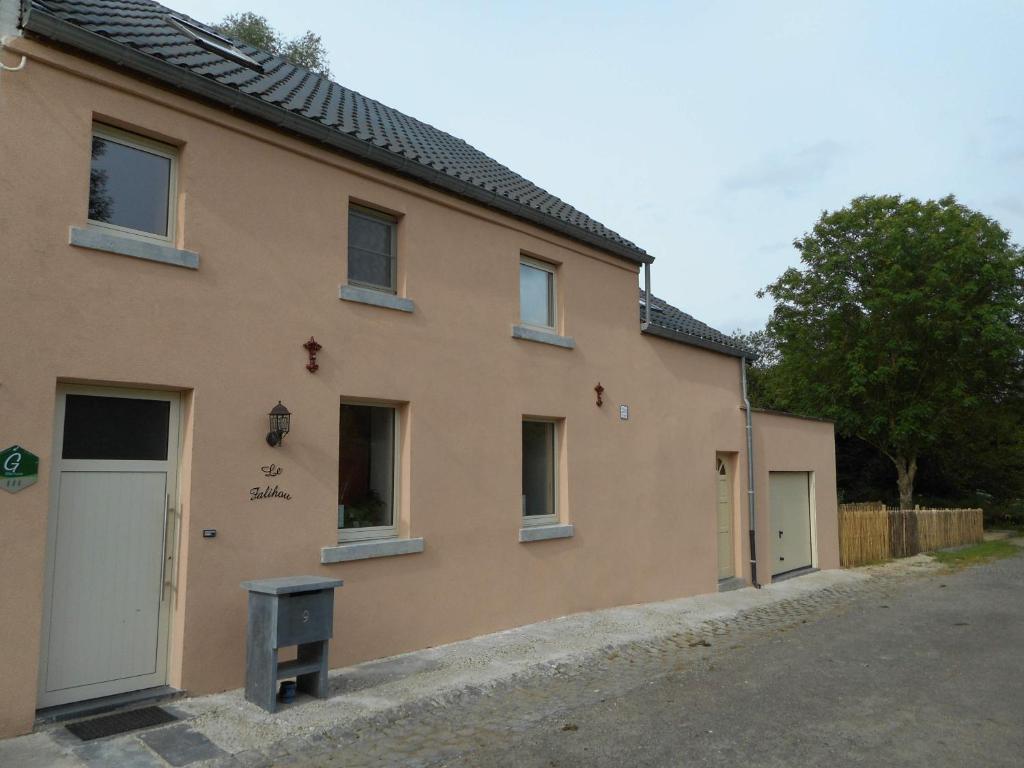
[751,409,840,581]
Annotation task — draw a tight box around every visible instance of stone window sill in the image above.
[321,537,424,564]
[519,523,574,543]
[511,325,575,349]
[339,284,415,313]
[69,226,199,269]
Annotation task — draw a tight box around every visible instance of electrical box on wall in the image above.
[619,405,629,420]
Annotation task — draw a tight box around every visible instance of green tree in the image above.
[730,328,780,408]
[760,194,1023,509]
[215,12,332,76]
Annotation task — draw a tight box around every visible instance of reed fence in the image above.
[838,503,983,567]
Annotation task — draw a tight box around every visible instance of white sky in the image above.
[171,0,1024,334]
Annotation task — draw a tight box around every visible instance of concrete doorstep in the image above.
[0,562,927,768]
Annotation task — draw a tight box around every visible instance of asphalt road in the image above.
[438,552,1024,768]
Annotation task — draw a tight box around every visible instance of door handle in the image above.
[778,530,783,539]
[160,494,172,601]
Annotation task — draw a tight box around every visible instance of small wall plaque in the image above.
[1,445,39,493]
[619,404,629,421]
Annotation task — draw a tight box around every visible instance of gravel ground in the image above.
[284,549,1024,768]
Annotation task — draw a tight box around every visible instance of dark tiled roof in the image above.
[640,291,752,358]
[24,0,650,264]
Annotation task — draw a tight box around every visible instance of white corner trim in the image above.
[518,523,574,543]
[321,537,424,564]
[511,325,575,349]
[339,284,415,313]
[69,227,199,269]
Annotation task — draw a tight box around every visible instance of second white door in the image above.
[717,458,734,579]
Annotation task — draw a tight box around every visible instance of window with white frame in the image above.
[338,403,397,541]
[348,205,397,293]
[88,125,177,242]
[522,419,558,525]
[519,257,556,330]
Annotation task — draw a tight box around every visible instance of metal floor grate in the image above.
[65,705,178,741]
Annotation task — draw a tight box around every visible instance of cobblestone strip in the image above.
[213,566,918,768]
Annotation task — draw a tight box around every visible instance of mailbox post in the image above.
[241,575,343,713]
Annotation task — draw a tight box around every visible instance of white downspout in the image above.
[741,357,760,587]
[642,262,651,328]
[1,0,27,72]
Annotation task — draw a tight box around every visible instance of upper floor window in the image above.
[88,125,176,242]
[348,205,397,293]
[519,257,556,330]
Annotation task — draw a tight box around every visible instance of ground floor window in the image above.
[339,403,396,540]
[522,419,558,525]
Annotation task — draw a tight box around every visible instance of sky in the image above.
[171,0,1024,334]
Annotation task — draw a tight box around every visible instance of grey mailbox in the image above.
[241,575,343,713]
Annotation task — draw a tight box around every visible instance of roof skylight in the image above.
[167,16,264,72]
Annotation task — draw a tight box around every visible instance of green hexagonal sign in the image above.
[1,445,39,493]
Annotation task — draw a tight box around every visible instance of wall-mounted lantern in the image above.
[266,401,291,447]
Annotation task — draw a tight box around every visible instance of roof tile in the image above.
[28,0,648,262]
[640,291,752,357]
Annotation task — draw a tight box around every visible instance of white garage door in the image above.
[769,472,813,577]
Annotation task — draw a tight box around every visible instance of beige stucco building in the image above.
[0,0,839,738]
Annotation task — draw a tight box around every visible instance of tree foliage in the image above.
[758,194,1024,508]
[215,12,332,76]
[730,328,779,407]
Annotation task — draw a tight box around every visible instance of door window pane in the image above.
[339,404,395,529]
[348,208,395,291]
[89,133,173,237]
[522,421,555,518]
[62,395,170,460]
[520,262,554,328]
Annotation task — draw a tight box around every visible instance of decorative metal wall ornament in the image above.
[266,401,291,447]
[594,382,604,407]
[303,337,322,373]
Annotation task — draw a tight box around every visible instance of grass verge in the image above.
[930,540,1019,570]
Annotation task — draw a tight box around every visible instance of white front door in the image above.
[716,458,734,579]
[769,471,813,577]
[38,387,179,709]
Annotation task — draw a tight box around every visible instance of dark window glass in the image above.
[62,395,170,460]
[89,133,172,237]
[338,404,395,529]
[522,421,555,518]
[348,209,395,291]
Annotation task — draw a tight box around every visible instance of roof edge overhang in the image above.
[748,406,835,425]
[641,322,751,359]
[22,7,653,267]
